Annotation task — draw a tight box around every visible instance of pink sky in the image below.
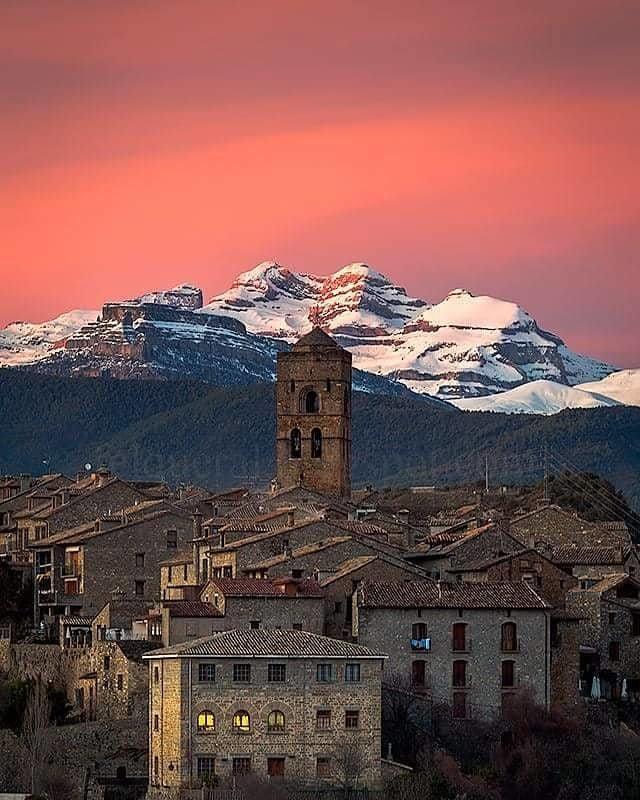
[1,0,638,366]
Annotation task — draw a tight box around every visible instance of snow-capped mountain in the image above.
[0,263,620,403]
[577,370,640,408]
[451,379,621,415]
[0,310,99,366]
[204,262,615,399]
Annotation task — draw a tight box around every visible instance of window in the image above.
[268,664,286,682]
[232,710,250,733]
[311,428,322,459]
[453,660,467,688]
[293,622,303,631]
[135,552,145,568]
[153,714,159,731]
[250,620,260,630]
[290,379,295,393]
[609,612,617,625]
[166,530,177,549]
[345,710,359,729]
[345,663,361,682]
[304,390,320,413]
[268,757,285,778]
[183,564,188,581]
[412,660,426,688]
[326,378,331,392]
[267,710,285,732]
[290,428,302,459]
[501,622,517,652]
[452,691,467,719]
[198,663,216,682]
[412,622,428,641]
[316,757,331,779]
[75,687,84,710]
[609,641,621,661]
[197,711,215,732]
[153,756,159,777]
[197,757,215,781]
[117,673,123,691]
[502,660,515,688]
[317,663,333,682]
[103,655,110,671]
[334,601,343,614]
[233,663,251,683]
[153,666,159,684]
[633,615,640,636]
[134,580,145,597]
[232,757,251,775]
[316,709,331,729]
[452,622,466,652]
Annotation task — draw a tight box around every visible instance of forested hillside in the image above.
[1,369,639,509]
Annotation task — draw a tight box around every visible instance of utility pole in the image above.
[485,455,489,494]
[543,445,550,504]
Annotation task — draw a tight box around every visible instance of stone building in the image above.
[276,328,352,498]
[549,544,639,584]
[30,504,196,622]
[354,580,551,719]
[566,573,640,700]
[144,629,385,793]
[510,505,632,550]
[448,548,578,609]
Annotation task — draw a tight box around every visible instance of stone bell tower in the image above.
[276,328,352,498]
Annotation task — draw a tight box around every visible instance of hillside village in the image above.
[1,329,640,799]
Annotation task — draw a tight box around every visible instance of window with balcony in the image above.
[316,757,331,779]
[453,660,467,688]
[501,622,517,652]
[411,623,429,650]
[452,622,467,652]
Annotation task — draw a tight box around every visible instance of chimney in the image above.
[615,545,623,562]
[287,510,295,528]
[397,509,413,548]
[193,509,203,539]
[387,742,393,761]
[528,534,536,550]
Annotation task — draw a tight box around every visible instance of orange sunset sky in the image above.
[1,0,638,366]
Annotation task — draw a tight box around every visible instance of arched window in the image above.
[452,660,467,688]
[311,428,322,459]
[267,710,285,732]
[197,711,215,732]
[501,622,517,652]
[233,710,250,734]
[290,428,301,459]
[452,622,467,652]
[304,390,320,413]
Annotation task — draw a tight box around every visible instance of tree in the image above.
[20,680,51,795]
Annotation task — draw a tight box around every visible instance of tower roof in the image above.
[292,327,340,350]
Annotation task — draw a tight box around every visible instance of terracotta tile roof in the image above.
[143,628,386,659]
[448,549,534,573]
[408,524,496,556]
[206,577,324,598]
[581,573,640,594]
[550,545,623,566]
[60,615,93,626]
[329,519,389,537]
[359,580,549,609]
[166,601,222,618]
[158,552,193,566]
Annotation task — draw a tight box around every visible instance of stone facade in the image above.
[145,630,384,794]
[32,507,195,622]
[354,581,551,719]
[510,505,632,549]
[276,329,352,498]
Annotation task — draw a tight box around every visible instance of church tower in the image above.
[276,328,352,498]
